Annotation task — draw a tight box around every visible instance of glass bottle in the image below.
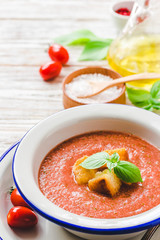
[107,0,160,89]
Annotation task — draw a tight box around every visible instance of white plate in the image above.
[0,143,160,240]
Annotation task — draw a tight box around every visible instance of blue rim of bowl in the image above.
[0,141,19,162]
[11,105,160,235]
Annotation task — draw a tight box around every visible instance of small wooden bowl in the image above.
[62,67,126,109]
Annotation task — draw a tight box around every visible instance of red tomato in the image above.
[39,61,62,81]
[7,206,38,228]
[10,188,31,208]
[48,44,69,64]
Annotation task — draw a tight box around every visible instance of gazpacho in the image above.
[39,131,160,219]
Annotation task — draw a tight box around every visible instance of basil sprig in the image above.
[54,29,113,61]
[127,80,160,111]
[80,152,143,183]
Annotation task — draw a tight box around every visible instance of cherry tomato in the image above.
[39,61,62,81]
[7,206,38,228]
[10,188,31,208]
[48,44,69,64]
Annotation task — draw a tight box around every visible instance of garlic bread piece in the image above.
[88,169,121,197]
[73,156,97,185]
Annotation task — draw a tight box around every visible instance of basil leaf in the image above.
[114,161,143,183]
[126,87,153,109]
[107,161,118,171]
[110,152,120,163]
[150,97,160,105]
[136,102,152,109]
[153,105,160,110]
[107,152,120,170]
[79,40,112,61]
[126,87,150,103]
[127,81,160,112]
[54,29,100,46]
[150,80,160,99]
[143,105,153,111]
[79,152,109,169]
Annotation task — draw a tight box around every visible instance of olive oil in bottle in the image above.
[107,34,160,89]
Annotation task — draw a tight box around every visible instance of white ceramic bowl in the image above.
[13,104,160,240]
[111,1,135,30]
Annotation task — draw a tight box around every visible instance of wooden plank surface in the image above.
[2,0,158,156]
[0,0,120,154]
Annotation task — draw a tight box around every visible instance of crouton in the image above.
[88,169,121,197]
[122,181,132,186]
[73,156,97,185]
[73,148,129,187]
[105,148,128,160]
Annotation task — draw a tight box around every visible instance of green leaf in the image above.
[135,102,152,109]
[150,97,160,105]
[127,84,160,111]
[79,152,109,169]
[107,152,120,171]
[110,152,120,163]
[54,29,101,46]
[126,87,152,109]
[150,80,160,99]
[78,40,112,61]
[126,87,150,103]
[153,105,160,110]
[143,105,153,111]
[107,161,118,171]
[114,161,143,183]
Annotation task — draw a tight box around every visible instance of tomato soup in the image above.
[39,131,160,219]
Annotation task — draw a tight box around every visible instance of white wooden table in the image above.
[0,0,121,155]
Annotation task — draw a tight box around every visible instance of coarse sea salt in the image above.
[65,73,123,103]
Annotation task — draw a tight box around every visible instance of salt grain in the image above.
[65,73,122,103]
